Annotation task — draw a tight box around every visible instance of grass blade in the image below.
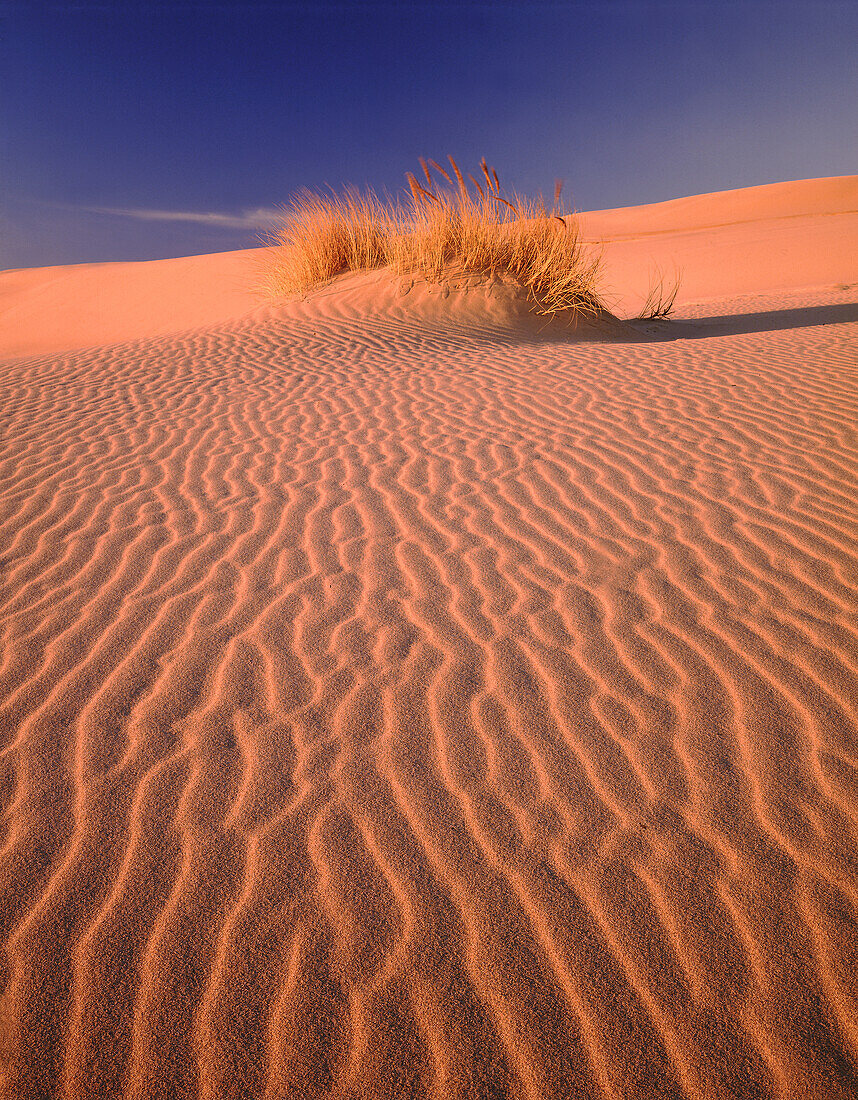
[429,158,453,185]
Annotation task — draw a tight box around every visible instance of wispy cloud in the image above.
[82,204,283,230]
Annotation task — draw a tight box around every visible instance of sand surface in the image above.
[1,178,857,1098]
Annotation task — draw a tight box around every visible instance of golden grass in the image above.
[266,187,389,295]
[268,157,679,322]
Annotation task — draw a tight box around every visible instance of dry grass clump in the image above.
[269,157,612,321]
[269,188,390,293]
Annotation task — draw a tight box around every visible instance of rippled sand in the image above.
[1,178,857,1099]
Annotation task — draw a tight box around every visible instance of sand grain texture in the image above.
[1,178,857,1099]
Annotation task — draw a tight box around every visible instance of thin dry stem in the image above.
[468,174,485,199]
[635,266,681,320]
[429,159,453,185]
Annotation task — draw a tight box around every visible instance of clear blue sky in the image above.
[2,0,855,269]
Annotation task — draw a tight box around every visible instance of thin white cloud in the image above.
[81,204,284,230]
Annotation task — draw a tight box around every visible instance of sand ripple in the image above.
[1,289,857,1098]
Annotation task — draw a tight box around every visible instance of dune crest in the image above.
[1,179,857,1098]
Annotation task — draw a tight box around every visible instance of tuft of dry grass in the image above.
[268,158,676,323]
[266,187,389,295]
[635,265,681,320]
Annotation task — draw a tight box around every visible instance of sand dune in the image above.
[0,178,857,1098]
[0,248,269,360]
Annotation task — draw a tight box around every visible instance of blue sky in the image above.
[2,0,856,269]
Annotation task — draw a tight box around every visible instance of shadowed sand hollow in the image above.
[0,177,857,1098]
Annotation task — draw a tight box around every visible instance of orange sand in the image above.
[0,177,857,1099]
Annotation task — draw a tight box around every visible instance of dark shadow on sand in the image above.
[630,301,858,342]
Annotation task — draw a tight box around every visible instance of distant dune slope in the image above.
[580,175,858,311]
[0,181,857,1099]
[0,248,269,359]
